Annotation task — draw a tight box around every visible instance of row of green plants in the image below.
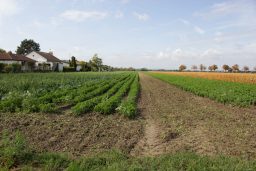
[94,75,135,114]
[148,73,256,107]
[0,72,141,116]
[0,72,131,113]
[117,74,140,118]
[1,131,256,170]
[71,75,132,115]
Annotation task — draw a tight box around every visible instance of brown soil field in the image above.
[132,73,256,158]
[0,112,143,156]
[1,72,256,159]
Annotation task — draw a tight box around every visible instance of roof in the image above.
[36,51,61,62]
[0,53,12,60]
[10,54,36,62]
[0,52,36,62]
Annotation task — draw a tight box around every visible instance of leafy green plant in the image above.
[0,131,32,169]
[117,74,140,118]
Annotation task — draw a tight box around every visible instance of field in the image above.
[152,71,256,84]
[0,72,139,118]
[1,72,256,170]
[149,72,256,106]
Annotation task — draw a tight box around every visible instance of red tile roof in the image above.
[0,53,12,60]
[36,52,61,62]
[11,54,36,62]
[0,52,36,62]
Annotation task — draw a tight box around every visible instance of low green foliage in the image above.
[1,133,256,171]
[117,74,140,118]
[0,72,134,114]
[71,75,131,115]
[0,131,33,169]
[94,76,135,114]
[148,72,256,107]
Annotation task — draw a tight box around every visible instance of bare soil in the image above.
[0,112,143,156]
[131,73,256,158]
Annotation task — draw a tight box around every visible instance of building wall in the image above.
[26,52,47,63]
[0,60,21,64]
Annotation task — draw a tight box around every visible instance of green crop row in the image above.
[94,75,135,114]
[148,73,256,107]
[0,72,134,113]
[117,74,140,118]
[71,75,133,115]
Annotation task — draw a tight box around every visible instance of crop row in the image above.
[148,72,256,107]
[0,72,133,113]
[72,75,133,115]
[117,74,140,118]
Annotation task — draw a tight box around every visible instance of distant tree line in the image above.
[179,64,256,72]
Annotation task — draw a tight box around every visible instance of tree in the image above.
[69,56,77,70]
[213,64,218,71]
[0,48,6,53]
[199,64,206,71]
[191,65,197,71]
[16,39,40,55]
[232,64,239,72]
[179,64,186,71]
[222,64,229,72]
[90,54,103,72]
[243,66,249,72]
[209,64,218,71]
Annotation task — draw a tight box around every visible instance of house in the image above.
[0,52,36,71]
[61,59,86,71]
[26,51,63,71]
[61,60,70,67]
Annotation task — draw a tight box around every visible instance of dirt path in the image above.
[131,73,256,158]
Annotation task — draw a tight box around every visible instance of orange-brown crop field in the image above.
[151,71,256,84]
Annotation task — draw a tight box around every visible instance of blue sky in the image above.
[0,0,255,69]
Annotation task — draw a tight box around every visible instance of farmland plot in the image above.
[0,72,139,117]
[149,72,256,107]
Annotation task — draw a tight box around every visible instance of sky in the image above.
[0,0,256,69]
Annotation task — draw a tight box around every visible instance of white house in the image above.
[26,51,63,71]
[0,52,36,71]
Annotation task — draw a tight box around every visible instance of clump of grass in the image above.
[0,131,33,169]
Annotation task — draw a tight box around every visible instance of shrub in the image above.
[63,67,76,72]
[11,63,22,73]
[4,65,12,73]
[0,63,7,72]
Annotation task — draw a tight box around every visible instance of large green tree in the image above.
[89,54,103,72]
[16,39,40,55]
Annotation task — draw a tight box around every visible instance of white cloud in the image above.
[115,11,124,19]
[195,0,256,25]
[133,12,149,21]
[0,0,19,17]
[194,26,205,34]
[60,10,108,22]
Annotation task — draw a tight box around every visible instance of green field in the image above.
[148,72,256,107]
[0,72,139,117]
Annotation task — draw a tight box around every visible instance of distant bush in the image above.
[63,67,76,72]
[11,63,22,73]
[0,63,7,72]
